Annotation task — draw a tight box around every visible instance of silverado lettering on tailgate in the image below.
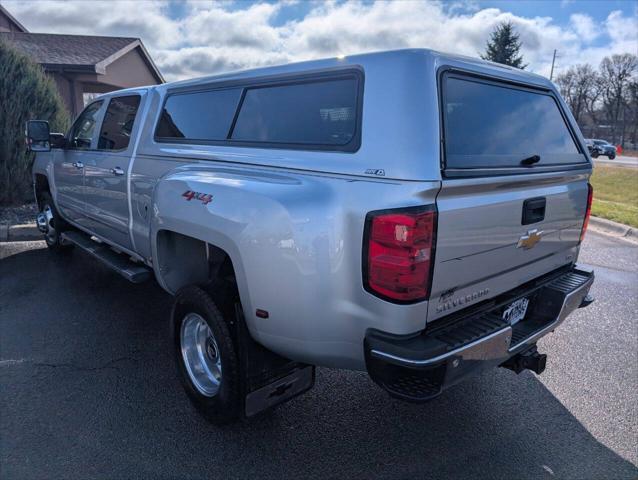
[436,288,490,313]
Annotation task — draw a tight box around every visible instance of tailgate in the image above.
[428,69,592,322]
[427,172,589,321]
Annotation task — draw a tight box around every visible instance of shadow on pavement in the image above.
[1,245,636,479]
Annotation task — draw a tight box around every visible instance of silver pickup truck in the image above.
[26,49,595,424]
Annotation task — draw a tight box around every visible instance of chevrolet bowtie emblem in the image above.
[517,229,543,249]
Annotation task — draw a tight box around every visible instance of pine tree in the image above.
[0,39,69,204]
[481,22,527,69]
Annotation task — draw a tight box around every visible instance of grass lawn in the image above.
[590,164,638,228]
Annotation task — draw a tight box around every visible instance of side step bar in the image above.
[61,231,151,284]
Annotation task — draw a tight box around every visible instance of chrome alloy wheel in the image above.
[37,203,56,244]
[180,313,222,397]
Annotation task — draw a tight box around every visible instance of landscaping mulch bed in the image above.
[0,202,38,225]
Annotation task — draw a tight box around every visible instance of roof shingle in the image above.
[0,32,138,67]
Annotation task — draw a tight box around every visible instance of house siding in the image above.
[101,47,158,88]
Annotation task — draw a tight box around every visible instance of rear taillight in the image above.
[363,206,437,303]
[580,183,593,243]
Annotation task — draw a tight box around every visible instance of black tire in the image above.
[609,154,616,160]
[171,285,241,425]
[39,192,73,253]
[591,151,599,158]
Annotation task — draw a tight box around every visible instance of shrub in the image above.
[0,39,69,205]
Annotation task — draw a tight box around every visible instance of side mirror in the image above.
[50,133,67,149]
[25,120,51,152]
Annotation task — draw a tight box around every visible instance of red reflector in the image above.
[364,207,436,303]
[580,183,593,243]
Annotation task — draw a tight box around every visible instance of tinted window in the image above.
[232,78,358,146]
[69,101,103,149]
[443,76,583,169]
[156,88,242,140]
[98,95,141,150]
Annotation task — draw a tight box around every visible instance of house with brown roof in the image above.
[0,4,163,117]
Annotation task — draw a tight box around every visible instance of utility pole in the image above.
[549,49,557,81]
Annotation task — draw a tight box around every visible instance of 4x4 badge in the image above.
[182,190,213,205]
[517,229,543,249]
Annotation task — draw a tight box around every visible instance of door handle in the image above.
[110,167,125,176]
[522,197,546,225]
[72,161,84,169]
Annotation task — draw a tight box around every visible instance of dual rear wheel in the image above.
[171,285,242,425]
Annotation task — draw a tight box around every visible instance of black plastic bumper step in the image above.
[61,231,151,284]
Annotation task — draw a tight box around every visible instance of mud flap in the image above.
[233,305,315,418]
[244,365,314,417]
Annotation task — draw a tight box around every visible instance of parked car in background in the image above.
[585,139,616,159]
[584,139,601,157]
[26,49,595,425]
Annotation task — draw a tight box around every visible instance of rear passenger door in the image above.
[83,93,143,251]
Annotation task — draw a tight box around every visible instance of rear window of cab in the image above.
[155,71,363,152]
[441,72,587,172]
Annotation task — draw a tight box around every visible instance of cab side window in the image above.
[68,101,103,149]
[98,95,141,150]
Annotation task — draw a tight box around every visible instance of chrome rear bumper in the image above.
[365,265,594,402]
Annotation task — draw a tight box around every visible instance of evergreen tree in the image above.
[481,22,527,69]
[0,39,69,204]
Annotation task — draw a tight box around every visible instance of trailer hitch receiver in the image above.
[501,345,547,375]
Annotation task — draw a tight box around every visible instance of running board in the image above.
[61,231,151,284]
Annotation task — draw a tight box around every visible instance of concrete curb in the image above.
[0,223,41,243]
[589,216,637,242]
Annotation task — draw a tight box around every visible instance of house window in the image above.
[83,92,100,106]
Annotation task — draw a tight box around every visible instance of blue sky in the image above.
[4,0,637,81]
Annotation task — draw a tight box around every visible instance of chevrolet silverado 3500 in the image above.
[26,49,595,424]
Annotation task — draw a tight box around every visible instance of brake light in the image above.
[363,206,437,303]
[580,183,593,243]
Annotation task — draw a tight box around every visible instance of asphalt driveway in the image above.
[1,231,636,479]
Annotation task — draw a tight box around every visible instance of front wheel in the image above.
[608,153,616,160]
[591,151,599,158]
[171,285,241,425]
[37,193,72,252]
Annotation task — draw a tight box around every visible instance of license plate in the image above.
[503,297,529,325]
